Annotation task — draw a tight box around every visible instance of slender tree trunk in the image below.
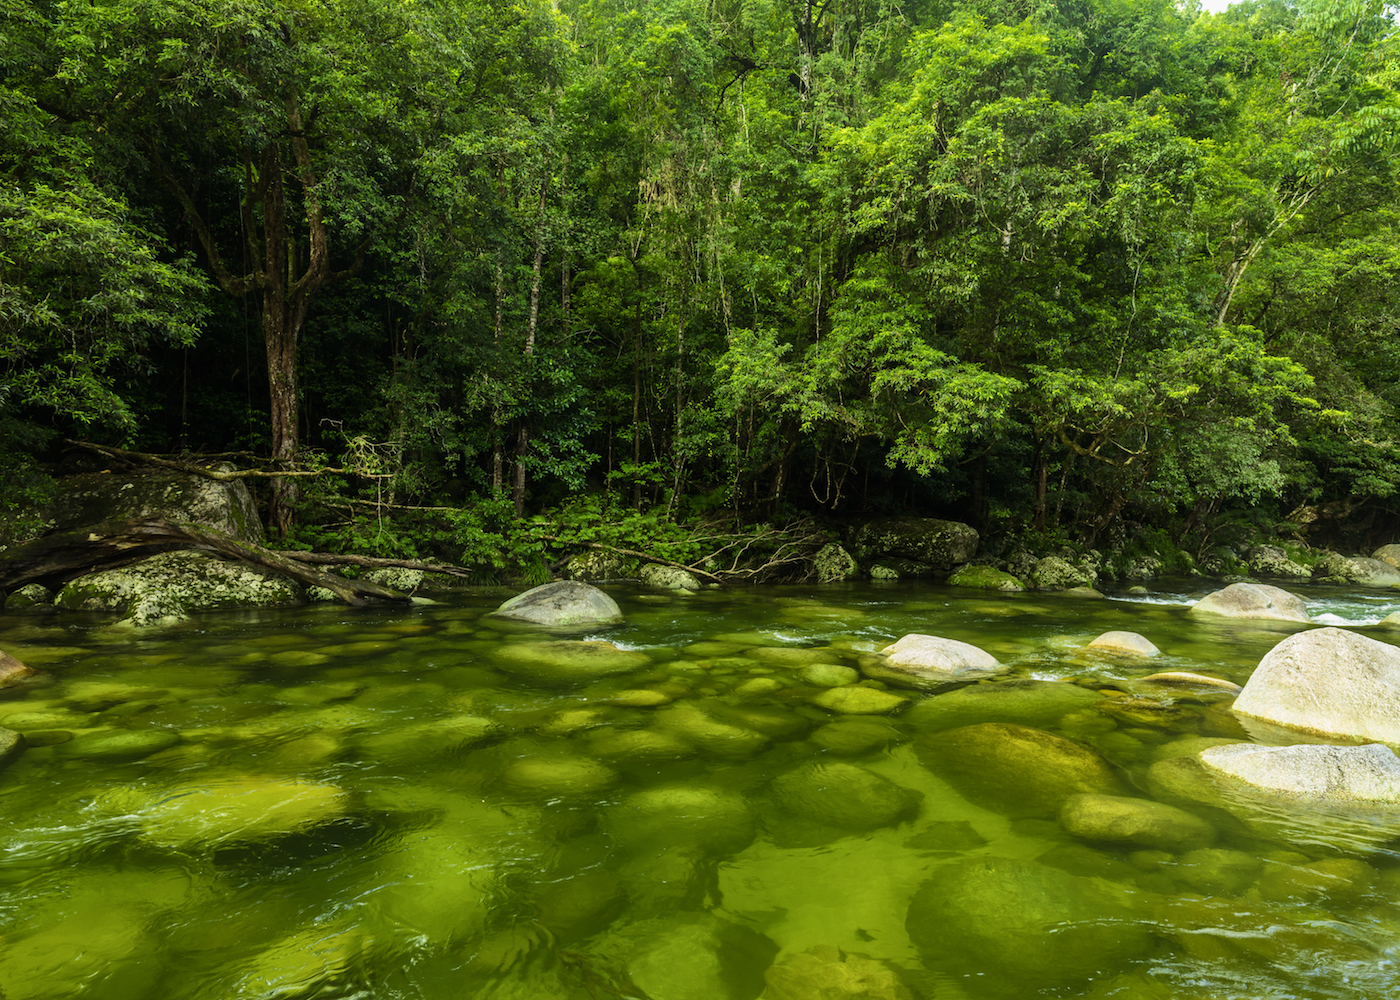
[513,184,547,518]
[1032,440,1048,533]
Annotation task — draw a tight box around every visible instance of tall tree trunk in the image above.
[513,184,547,518]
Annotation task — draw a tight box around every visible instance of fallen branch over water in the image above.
[0,518,413,606]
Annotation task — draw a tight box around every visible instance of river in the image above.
[0,580,1397,999]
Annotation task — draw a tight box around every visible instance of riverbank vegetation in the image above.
[3,0,1399,570]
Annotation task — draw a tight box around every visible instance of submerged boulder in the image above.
[902,678,1105,732]
[1059,793,1216,852]
[488,640,650,688]
[848,517,978,569]
[605,784,756,856]
[906,856,1151,989]
[864,634,1000,689]
[625,913,779,1000]
[1233,627,1400,741]
[763,946,916,1000]
[1187,582,1310,623]
[770,762,922,831]
[913,722,1130,817]
[0,727,23,772]
[490,581,624,628]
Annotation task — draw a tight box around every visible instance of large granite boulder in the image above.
[1244,545,1311,580]
[1187,582,1310,623]
[1311,552,1400,588]
[54,550,303,626]
[848,517,978,569]
[913,722,1131,817]
[863,634,1000,689]
[1199,742,1400,802]
[43,467,263,543]
[906,856,1151,989]
[1233,627,1400,741]
[490,581,624,627]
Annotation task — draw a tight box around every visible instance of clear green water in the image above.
[1,582,1399,1000]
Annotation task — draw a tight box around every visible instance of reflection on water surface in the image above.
[0,581,1397,1000]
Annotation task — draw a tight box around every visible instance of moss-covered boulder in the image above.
[810,685,909,715]
[813,542,860,583]
[763,946,916,1000]
[55,550,302,626]
[848,517,979,569]
[640,564,702,591]
[1311,551,1400,587]
[565,549,641,581]
[913,722,1130,817]
[488,639,651,688]
[1029,555,1095,591]
[947,564,1025,591]
[53,728,180,761]
[624,913,779,1000]
[906,856,1151,989]
[1245,545,1311,580]
[490,580,624,628]
[652,702,770,757]
[771,761,921,831]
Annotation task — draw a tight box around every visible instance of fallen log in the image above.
[277,550,473,579]
[0,518,412,607]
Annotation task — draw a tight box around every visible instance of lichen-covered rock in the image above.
[44,467,263,542]
[848,517,979,569]
[906,856,1151,989]
[813,542,860,583]
[1059,793,1216,852]
[864,634,1000,689]
[1028,555,1094,591]
[771,761,922,831]
[947,564,1025,591]
[490,580,624,627]
[3,584,53,610]
[1233,627,1400,741]
[763,946,916,1000]
[564,549,640,581]
[913,722,1130,817]
[1311,551,1400,588]
[640,564,701,591]
[488,640,651,688]
[363,567,425,592]
[1244,545,1311,580]
[1086,631,1160,656]
[605,785,756,856]
[1187,582,1310,622]
[54,550,302,626]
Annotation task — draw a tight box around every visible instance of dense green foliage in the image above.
[3,0,1399,554]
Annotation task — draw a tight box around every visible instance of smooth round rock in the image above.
[810,686,909,715]
[1233,627,1400,741]
[488,640,651,688]
[1187,583,1310,622]
[54,729,180,761]
[503,755,618,799]
[605,785,756,856]
[1198,742,1400,802]
[1087,631,1160,656]
[866,635,1000,689]
[1059,793,1216,851]
[1140,672,1242,694]
[490,581,624,627]
[799,663,859,687]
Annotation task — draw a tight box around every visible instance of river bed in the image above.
[1,581,1398,999]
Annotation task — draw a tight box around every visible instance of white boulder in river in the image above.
[1187,582,1310,623]
[1233,627,1400,742]
[1199,743,1400,803]
[862,634,1000,689]
[490,580,623,627]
